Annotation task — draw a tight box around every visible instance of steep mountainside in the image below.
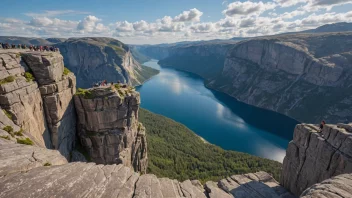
[139,32,352,123]
[56,37,159,88]
[209,33,352,123]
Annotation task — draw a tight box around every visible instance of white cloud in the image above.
[274,0,307,7]
[133,20,150,31]
[1,1,352,44]
[223,1,276,17]
[173,8,203,22]
[25,10,91,17]
[115,21,134,32]
[190,23,216,33]
[77,15,105,33]
[304,0,352,11]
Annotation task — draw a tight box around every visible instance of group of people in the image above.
[0,43,59,52]
[93,80,127,88]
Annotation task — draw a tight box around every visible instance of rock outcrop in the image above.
[0,138,67,177]
[0,141,293,198]
[74,86,147,173]
[0,49,77,159]
[281,123,352,196]
[56,37,158,88]
[0,50,51,147]
[300,173,352,198]
[21,51,77,159]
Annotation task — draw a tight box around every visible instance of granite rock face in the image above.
[57,37,157,88]
[74,86,147,173]
[21,51,77,159]
[208,33,352,123]
[300,173,352,198]
[0,50,51,147]
[281,123,352,196]
[0,138,67,177]
[0,158,293,198]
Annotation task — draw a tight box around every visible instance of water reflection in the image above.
[137,60,299,162]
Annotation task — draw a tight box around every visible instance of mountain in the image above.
[136,32,352,123]
[0,36,159,88]
[56,37,158,88]
[0,36,52,45]
[302,22,352,33]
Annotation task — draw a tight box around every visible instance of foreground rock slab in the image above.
[281,123,352,196]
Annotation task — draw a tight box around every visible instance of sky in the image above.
[0,0,352,44]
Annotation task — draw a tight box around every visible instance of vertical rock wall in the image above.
[21,51,77,159]
[0,50,51,147]
[74,86,148,173]
[281,123,352,196]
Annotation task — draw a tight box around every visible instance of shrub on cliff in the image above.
[0,76,15,85]
[24,72,35,82]
[63,67,71,75]
[0,135,10,140]
[2,109,12,120]
[17,138,33,145]
[76,88,93,99]
[139,108,282,183]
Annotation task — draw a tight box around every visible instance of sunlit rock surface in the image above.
[74,85,147,173]
[281,123,352,196]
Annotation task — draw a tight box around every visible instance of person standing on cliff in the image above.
[319,120,325,137]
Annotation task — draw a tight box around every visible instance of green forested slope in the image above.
[139,108,283,183]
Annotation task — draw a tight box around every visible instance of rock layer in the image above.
[281,123,352,196]
[21,51,77,159]
[74,86,147,173]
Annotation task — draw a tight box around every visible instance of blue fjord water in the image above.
[136,60,299,162]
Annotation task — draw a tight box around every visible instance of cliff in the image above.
[281,123,352,196]
[209,33,352,123]
[56,37,158,88]
[74,85,147,173]
[0,49,76,159]
[0,137,294,198]
[140,32,352,124]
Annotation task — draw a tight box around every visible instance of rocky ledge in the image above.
[74,85,147,173]
[0,138,293,198]
[281,123,352,196]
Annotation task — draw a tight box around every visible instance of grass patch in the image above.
[43,162,51,166]
[117,89,125,97]
[3,109,12,120]
[0,76,15,85]
[14,128,23,136]
[24,72,35,82]
[0,135,10,140]
[3,126,13,133]
[76,88,93,99]
[17,138,33,145]
[114,83,121,89]
[63,67,71,75]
